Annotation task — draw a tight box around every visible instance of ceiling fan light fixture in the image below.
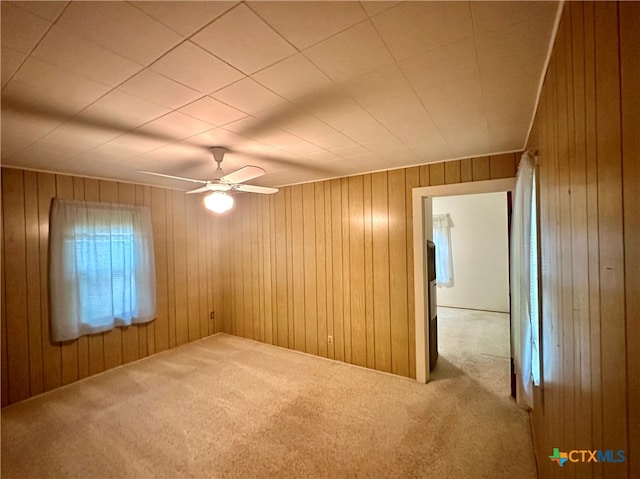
[204,191,234,214]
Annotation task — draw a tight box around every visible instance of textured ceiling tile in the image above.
[32,26,143,87]
[151,41,244,94]
[471,1,558,34]
[79,89,171,131]
[365,93,433,130]
[340,64,413,107]
[400,38,479,91]
[360,1,400,18]
[10,1,68,22]
[372,1,473,61]
[212,78,287,115]
[54,1,182,65]
[43,122,121,151]
[476,15,554,79]
[248,1,367,50]
[252,54,333,102]
[179,96,247,126]
[8,57,111,114]
[137,111,214,142]
[1,2,52,54]
[0,107,64,155]
[120,69,202,110]
[1,46,27,88]
[192,3,295,75]
[304,21,394,83]
[132,1,237,37]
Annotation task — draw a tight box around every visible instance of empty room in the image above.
[1,1,637,478]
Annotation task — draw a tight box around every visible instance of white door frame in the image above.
[412,178,516,383]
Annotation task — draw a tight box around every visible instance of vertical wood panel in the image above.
[419,164,430,186]
[315,183,327,357]
[23,171,43,395]
[620,3,640,476]
[460,158,472,183]
[262,196,273,344]
[371,172,391,373]
[363,175,375,369]
[255,196,265,342]
[472,156,490,181]
[330,180,344,362]
[405,167,420,379]
[251,196,261,342]
[388,169,409,377]
[489,153,517,179]
[274,191,288,347]
[324,183,335,360]
[291,185,305,351]
[3,169,31,403]
[302,184,318,355]
[429,162,444,185]
[348,176,365,367]
[173,191,189,346]
[151,187,169,353]
[1,197,8,407]
[241,197,254,339]
[444,160,461,184]
[140,186,154,356]
[594,2,627,463]
[341,178,352,364]
[165,190,177,349]
[285,189,294,347]
[185,195,201,342]
[583,3,603,467]
[569,5,593,476]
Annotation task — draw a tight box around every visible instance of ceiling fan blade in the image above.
[185,185,213,194]
[235,184,279,195]
[221,165,265,184]
[137,170,207,184]
[186,183,232,194]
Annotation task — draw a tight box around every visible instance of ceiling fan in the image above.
[138,147,278,213]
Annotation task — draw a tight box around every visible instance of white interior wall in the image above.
[432,192,509,312]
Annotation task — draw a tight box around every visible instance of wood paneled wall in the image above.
[215,152,518,378]
[527,3,639,478]
[0,168,224,406]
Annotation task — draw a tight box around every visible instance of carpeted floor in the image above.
[1,307,536,478]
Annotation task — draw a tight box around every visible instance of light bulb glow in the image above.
[204,192,234,213]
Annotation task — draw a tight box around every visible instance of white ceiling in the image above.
[1,1,558,189]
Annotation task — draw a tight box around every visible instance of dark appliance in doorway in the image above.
[426,240,438,370]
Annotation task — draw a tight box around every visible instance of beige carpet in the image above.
[1,308,536,479]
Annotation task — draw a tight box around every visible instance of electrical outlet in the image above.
[210,311,215,320]
[327,335,333,345]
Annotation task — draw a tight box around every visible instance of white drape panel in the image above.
[433,213,454,287]
[50,199,156,342]
[510,151,540,409]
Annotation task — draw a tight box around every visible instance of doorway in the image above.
[412,178,515,384]
[431,192,511,395]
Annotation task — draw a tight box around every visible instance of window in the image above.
[510,151,541,409]
[432,213,454,287]
[50,199,156,342]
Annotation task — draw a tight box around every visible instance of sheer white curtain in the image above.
[510,151,540,409]
[433,213,454,287]
[50,199,156,342]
